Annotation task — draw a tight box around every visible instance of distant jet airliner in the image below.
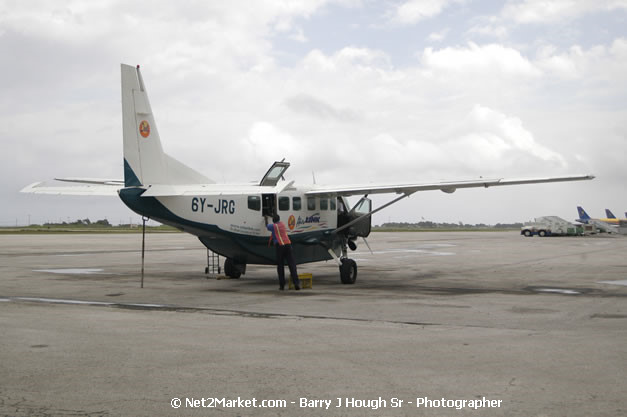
[22,64,595,284]
[604,209,627,223]
[576,206,618,232]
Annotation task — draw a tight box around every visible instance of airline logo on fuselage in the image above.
[139,120,151,138]
[288,215,296,230]
[297,214,321,226]
[291,212,328,233]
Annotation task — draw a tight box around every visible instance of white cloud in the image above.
[502,0,627,24]
[243,122,300,163]
[421,42,542,78]
[288,27,308,42]
[389,0,457,25]
[535,44,582,78]
[301,47,392,72]
[427,28,450,42]
[285,94,361,122]
[467,23,508,39]
[463,105,566,167]
[0,0,336,75]
[535,38,627,84]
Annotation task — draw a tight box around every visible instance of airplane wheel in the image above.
[224,258,241,279]
[340,258,357,284]
[347,239,357,251]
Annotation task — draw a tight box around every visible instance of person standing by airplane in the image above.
[266,214,300,291]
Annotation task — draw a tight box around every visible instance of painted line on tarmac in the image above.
[34,268,107,275]
[0,295,440,328]
[1,296,169,309]
[598,280,627,287]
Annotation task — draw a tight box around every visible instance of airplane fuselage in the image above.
[118,186,344,266]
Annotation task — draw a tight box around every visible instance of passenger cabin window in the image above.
[307,197,316,211]
[330,198,336,210]
[248,196,261,211]
[278,196,290,211]
[320,198,328,210]
[293,197,302,211]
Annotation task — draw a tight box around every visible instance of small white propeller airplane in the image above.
[22,64,594,284]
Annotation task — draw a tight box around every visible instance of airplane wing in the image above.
[305,175,595,197]
[20,178,123,196]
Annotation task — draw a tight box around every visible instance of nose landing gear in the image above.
[340,258,357,284]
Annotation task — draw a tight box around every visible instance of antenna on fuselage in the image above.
[312,171,317,184]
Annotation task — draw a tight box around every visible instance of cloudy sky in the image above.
[1,0,626,226]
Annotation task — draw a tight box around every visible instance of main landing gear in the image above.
[224,258,245,279]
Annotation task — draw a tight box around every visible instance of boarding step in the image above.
[204,249,222,277]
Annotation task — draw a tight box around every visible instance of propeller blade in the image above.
[362,237,374,255]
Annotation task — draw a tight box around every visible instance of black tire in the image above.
[347,239,357,251]
[523,230,532,237]
[538,230,547,237]
[224,258,241,279]
[340,258,357,284]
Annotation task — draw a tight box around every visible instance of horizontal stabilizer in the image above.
[20,181,121,196]
[55,177,124,186]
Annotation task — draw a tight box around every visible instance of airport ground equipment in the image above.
[521,216,583,237]
[289,273,313,289]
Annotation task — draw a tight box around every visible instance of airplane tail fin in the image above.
[605,209,616,219]
[577,206,591,221]
[121,64,212,187]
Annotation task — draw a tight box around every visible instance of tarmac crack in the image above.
[0,390,109,417]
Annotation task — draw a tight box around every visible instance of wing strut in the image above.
[333,193,411,234]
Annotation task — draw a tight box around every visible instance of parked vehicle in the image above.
[521,216,584,237]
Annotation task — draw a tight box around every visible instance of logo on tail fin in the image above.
[139,120,151,138]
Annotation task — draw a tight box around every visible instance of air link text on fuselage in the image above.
[185,397,286,408]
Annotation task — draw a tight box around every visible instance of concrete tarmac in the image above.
[1,232,626,416]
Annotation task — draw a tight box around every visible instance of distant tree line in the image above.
[374,221,523,229]
[43,218,112,227]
